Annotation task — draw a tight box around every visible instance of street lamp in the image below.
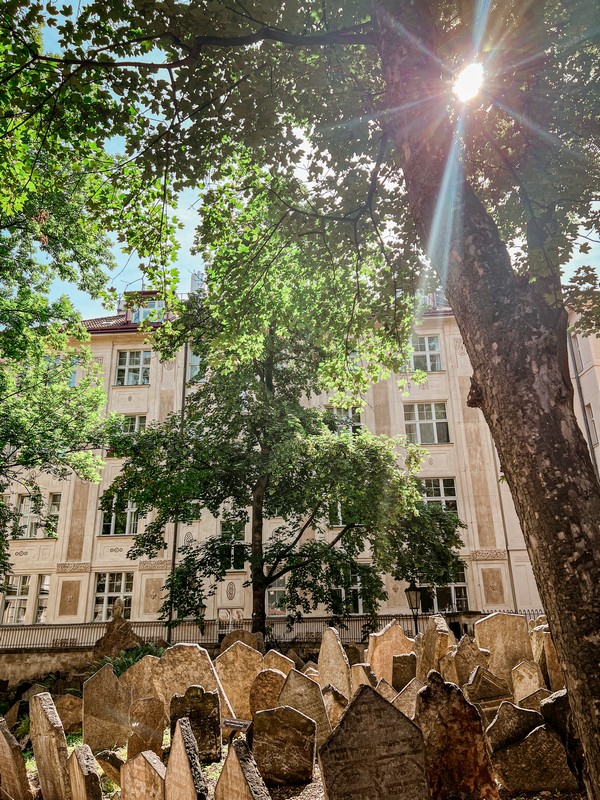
[405,580,421,636]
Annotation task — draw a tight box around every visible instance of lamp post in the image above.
[405,580,420,636]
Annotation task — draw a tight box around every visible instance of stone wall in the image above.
[0,649,94,687]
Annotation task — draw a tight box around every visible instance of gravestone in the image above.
[215,641,263,720]
[350,662,377,695]
[30,692,72,800]
[93,611,143,660]
[392,677,425,719]
[263,650,294,676]
[121,750,166,800]
[128,697,165,761]
[120,655,161,703]
[511,660,545,703]
[319,685,429,800]
[518,687,552,712]
[375,678,398,703]
[304,668,320,682]
[439,636,489,688]
[474,612,533,689]
[366,619,414,685]
[538,629,564,692]
[95,750,125,786]
[54,694,83,734]
[249,669,287,717]
[318,627,352,700]
[214,737,271,800]
[286,648,305,670]
[462,665,511,723]
[22,683,46,701]
[416,614,453,682]
[540,689,585,788]
[83,663,132,753]
[0,716,31,800]
[278,668,331,750]
[485,701,544,752]
[68,744,103,800]
[170,686,221,763]
[165,718,209,800]
[253,706,316,785]
[322,684,348,728]
[301,661,319,674]
[4,699,20,729]
[391,652,417,692]
[414,671,499,800]
[219,629,261,654]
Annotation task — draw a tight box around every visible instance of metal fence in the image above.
[0,608,546,652]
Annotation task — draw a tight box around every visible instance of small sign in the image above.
[222,718,252,732]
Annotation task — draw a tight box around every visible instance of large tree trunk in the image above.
[374,3,600,797]
[250,474,268,635]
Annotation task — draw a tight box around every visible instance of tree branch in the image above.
[268,523,361,583]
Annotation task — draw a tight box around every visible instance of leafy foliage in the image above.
[86,642,165,678]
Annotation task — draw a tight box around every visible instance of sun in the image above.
[453,63,484,102]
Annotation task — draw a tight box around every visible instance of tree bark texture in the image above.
[251,475,269,634]
[373,3,600,797]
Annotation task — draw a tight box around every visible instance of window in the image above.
[132,299,164,323]
[328,407,362,435]
[115,350,151,386]
[101,498,138,536]
[418,567,469,613]
[219,522,246,570]
[36,575,50,623]
[46,493,61,537]
[93,572,134,621]
[1,575,30,624]
[332,568,363,615]
[188,351,204,381]
[266,576,287,616]
[422,478,458,512]
[122,415,146,434]
[585,404,598,446]
[18,495,39,538]
[411,335,442,372]
[404,403,450,444]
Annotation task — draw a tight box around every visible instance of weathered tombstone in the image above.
[170,686,221,763]
[92,609,143,661]
[120,655,161,703]
[304,668,320,682]
[322,684,348,728]
[95,750,125,786]
[540,689,585,788]
[54,694,83,734]
[416,614,453,682]
[350,662,377,695]
[219,629,261,653]
[391,652,417,692]
[286,648,305,670]
[317,627,352,700]
[462,665,511,723]
[414,671,499,800]
[249,669,287,718]
[4,699,20,729]
[30,692,73,800]
[253,706,316,785]
[491,725,579,794]
[531,627,564,692]
[474,612,533,689]
[68,744,103,800]
[511,659,545,703]
[366,619,414,685]
[83,663,132,754]
[518,687,552,712]
[485,701,544,753]
[439,636,489,687]
[165,718,209,800]
[214,641,263,720]
[214,736,271,800]
[128,697,165,761]
[0,716,32,800]
[375,678,398,703]
[278,668,331,750]
[121,750,166,800]
[22,683,46,700]
[263,650,294,676]
[319,684,429,800]
[392,677,425,719]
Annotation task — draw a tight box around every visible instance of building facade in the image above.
[3,294,562,631]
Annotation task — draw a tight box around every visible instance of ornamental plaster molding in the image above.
[470,549,508,561]
[57,562,92,573]
[139,559,171,571]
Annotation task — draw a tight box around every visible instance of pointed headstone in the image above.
[350,662,377,695]
[391,652,416,692]
[170,686,221,763]
[485,701,544,753]
[68,744,103,800]
[511,659,545,703]
[30,692,73,800]
[121,750,166,800]
[439,635,489,687]
[83,663,131,753]
[414,671,498,800]
[322,684,348,728]
[95,750,125,787]
[219,629,261,654]
[416,614,453,682]
[518,687,552,712]
[249,669,287,718]
[366,619,414,684]
[375,678,398,703]
[128,697,165,761]
[392,677,425,719]
[54,694,83,734]
[4,699,20,729]
[165,718,209,800]
[318,627,352,700]
[278,668,331,750]
[253,706,316,785]
[0,716,31,800]
[120,655,161,703]
[319,685,429,800]
[462,665,511,722]
[474,612,533,689]
[263,650,294,676]
[215,641,263,720]
[214,737,270,800]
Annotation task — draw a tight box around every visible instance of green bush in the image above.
[86,642,165,679]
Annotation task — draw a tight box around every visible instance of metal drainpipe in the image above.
[166,342,189,643]
[567,333,599,478]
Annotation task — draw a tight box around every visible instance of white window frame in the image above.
[1,575,31,624]
[220,522,246,571]
[122,415,147,434]
[188,351,205,382]
[115,350,151,386]
[93,572,134,621]
[266,575,287,616]
[332,567,363,615]
[36,575,51,623]
[18,495,39,538]
[132,299,164,323]
[404,402,450,445]
[101,498,139,536]
[46,493,61,537]
[585,404,598,446]
[419,567,469,613]
[411,335,442,372]
[422,478,458,512]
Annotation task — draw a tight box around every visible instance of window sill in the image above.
[111,385,150,389]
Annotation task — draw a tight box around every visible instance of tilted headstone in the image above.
[93,614,143,661]
[319,684,429,800]
[439,635,489,687]
[474,612,533,689]
[301,660,319,674]
[416,614,453,682]
[318,627,352,700]
[219,628,261,654]
[278,668,331,750]
[540,689,585,788]
[391,652,417,692]
[22,683,46,701]
[4,699,20,729]
[518,687,552,712]
[68,744,103,800]
[322,684,348,728]
[214,737,270,800]
[511,659,545,703]
[30,692,73,800]
[253,705,316,786]
[392,677,425,719]
[304,668,320,682]
[286,648,305,670]
[54,694,83,734]
[539,629,564,691]
[485,701,544,753]
[491,725,579,794]
[350,662,377,695]
[95,750,125,786]
[127,697,165,761]
[83,663,132,753]
[165,717,209,800]
[215,641,263,720]
[263,650,294,676]
[366,619,414,685]
[462,665,511,723]
[414,671,498,800]
[249,669,287,718]
[0,716,32,800]
[375,678,398,703]
[120,655,161,703]
[121,750,166,800]
[170,686,221,763]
